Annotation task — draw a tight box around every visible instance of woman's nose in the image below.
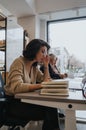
[43,52,47,57]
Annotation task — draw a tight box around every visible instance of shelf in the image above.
[0,40,5,51]
[0,26,6,29]
[0,13,6,20]
[0,48,5,51]
[0,14,7,84]
[0,69,5,71]
[0,17,5,21]
[0,66,5,71]
[0,19,6,28]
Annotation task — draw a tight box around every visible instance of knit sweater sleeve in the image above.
[4,58,31,95]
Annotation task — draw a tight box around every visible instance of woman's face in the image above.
[36,46,48,63]
[50,56,57,65]
[54,57,57,65]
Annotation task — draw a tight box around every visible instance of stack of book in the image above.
[40,79,69,96]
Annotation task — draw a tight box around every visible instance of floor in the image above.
[27,120,86,130]
[0,120,86,130]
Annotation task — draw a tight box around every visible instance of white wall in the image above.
[17,7,86,44]
[18,16,36,40]
[18,15,47,41]
[35,15,40,38]
[6,17,23,71]
[40,19,47,41]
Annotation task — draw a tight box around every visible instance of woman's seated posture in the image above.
[4,39,60,130]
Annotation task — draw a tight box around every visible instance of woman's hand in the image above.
[29,84,43,91]
[43,77,52,82]
[43,55,50,67]
[60,73,68,79]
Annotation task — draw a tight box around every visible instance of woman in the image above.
[4,39,60,130]
[48,53,68,79]
[40,53,63,79]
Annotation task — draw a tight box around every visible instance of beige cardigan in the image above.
[4,56,44,95]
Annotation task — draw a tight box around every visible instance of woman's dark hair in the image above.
[23,39,50,60]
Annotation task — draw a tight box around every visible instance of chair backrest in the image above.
[0,72,29,129]
[0,72,5,98]
[2,72,8,84]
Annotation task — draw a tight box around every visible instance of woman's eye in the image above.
[42,50,45,54]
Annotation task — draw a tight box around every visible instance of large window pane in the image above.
[47,18,86,80]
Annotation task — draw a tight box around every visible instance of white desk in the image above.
[15,90,86,130]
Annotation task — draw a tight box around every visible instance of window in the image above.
[47,17,86,120]
[47,17,86,80]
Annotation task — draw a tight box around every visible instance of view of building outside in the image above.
[48,19,86,80]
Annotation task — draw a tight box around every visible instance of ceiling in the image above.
[0,0,86,18]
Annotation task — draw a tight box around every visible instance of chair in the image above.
[1,71,9,84]
[0,72,29,130]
